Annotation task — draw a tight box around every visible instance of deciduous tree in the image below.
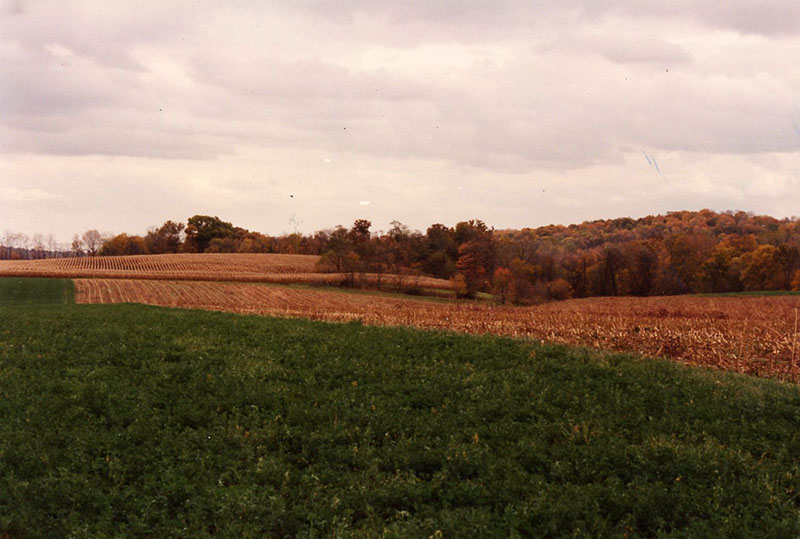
[700,246,741,293]
[100,234,147,256]
[145,220,185,254]
[183,215,235,253]
[492,267,515,304]
[741,245,783,290]
[71,234,84,257]
[82,230,102,256]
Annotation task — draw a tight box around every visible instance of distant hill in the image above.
[494,209,799,299]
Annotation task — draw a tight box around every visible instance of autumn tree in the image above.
[145,220,185,254]
[369,235,391,287]
[776,243,800,289]
[236,232,271,253]
[454,219,492,246]
[546,278,573,301]
[385,221,425,288]
[307,230,330,255]
[740,245,783,290]
[319,226,353,272]
[492,267,514,304]
[590,246,625,296]
[535,249,559,283]
[699,246,741,293]
[562,252,592,298]
[100,234,147,256]
[350,219,372,245]
[183,215,235,253]
[456,241,493,298]
[205,236,240,253]
[624,241,658,296]
[452,219,496,297]
[508,257,540,304]
[423,224,458,279]
[664,233,714,292]
[349,219,373,278]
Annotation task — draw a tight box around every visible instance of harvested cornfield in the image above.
[0,253,319,281]
[75,279,800,381]
[0,253,349,285]
[0,254,454,290]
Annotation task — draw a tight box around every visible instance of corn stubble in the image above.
[0,253,319,279]
[0,254,453,289]
[75,279,800,381]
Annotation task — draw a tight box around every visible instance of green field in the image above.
[3,278,800,536]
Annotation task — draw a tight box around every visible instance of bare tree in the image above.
[18,234,30,259]
[46,233,58,258]
[72,234,84,257]
[3,231,20,259]
[32,233,45,259]
[0,231,8,259]
[82,229,102,256]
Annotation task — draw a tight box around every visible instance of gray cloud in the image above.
[537,32,692,66]
[565,0,800,36]
[298,0,800,38]
[0,0,199,69]
[191,56,431,102]
[1,1,798,238]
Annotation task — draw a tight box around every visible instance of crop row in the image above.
[0,253,320,274]
[74,279,800,381]
[0,254,453,289]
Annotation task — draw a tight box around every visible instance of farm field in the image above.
[0,253,454,291]
[4,278,800,536]
[0,253,320,282]
[75,279,800,381]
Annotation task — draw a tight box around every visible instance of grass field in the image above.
[3,277,800,536]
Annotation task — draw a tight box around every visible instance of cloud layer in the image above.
[1,1,799,240]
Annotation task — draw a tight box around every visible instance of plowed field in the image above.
[75,279,800,381]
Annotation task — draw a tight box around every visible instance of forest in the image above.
[3,209,799,303]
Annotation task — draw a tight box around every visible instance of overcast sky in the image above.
[2,1,799,243]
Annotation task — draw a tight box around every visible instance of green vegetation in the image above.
[3,278,800,536]
[0,277,73,305]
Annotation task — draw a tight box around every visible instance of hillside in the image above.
[493,209,800,300]
[3,278,800,536]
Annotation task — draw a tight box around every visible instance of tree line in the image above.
[0,232,63,260]
[3,209,799,301]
